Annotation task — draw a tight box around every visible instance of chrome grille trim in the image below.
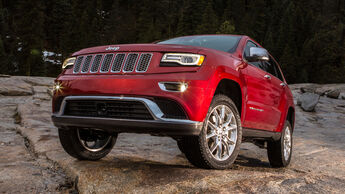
[90,54,103,73]
[100,54,114,73]
[73,56,84,73]
[111,53,126,73]
[136,53,152,72]
[123,53,139,72]
[81,55,93,73]
[73,52,152,74]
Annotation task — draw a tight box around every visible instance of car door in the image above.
[242,41,286,131]
[262,56,287,131]
[242,41,275,130]
[259,56,286,131]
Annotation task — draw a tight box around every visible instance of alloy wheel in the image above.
[283,126,292,161]
[77,129,112,152]
[206,105,238,161]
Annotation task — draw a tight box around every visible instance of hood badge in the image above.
[105,46,120,51]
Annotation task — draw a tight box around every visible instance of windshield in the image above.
[157,35,241,53]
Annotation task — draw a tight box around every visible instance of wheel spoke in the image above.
[208,121,217,131]
[220,105,225,121]
[206,132,217,139]
[223,139,230,156]
[210,141,219,153]
[213,110,221,125]
[225,136,235,145]
[225,124,237,133]
[217,141,223,159]
[224,112,233,126]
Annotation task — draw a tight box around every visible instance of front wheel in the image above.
[58,128,117,160]
[180,95,242,169]
[267,121,293,167]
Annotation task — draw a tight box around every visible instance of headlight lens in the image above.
[62,57,76,69]
[161,53,205,66]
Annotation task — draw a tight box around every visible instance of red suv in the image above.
[52,35,294,169]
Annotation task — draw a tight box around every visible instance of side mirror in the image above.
[247,47,269,62]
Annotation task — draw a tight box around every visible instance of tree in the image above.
[196,1,218,34]
[217,20,235,34]
[15,0,45,76]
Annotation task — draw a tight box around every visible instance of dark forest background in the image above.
[0,0,345,83]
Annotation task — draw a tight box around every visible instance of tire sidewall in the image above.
[199,95,242,169]
[280,122,293,166]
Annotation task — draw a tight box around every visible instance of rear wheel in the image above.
[267,121,293,167]
[58,128,117,160]
[179,95,242,169]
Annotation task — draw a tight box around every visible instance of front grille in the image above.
[100,54,114,72]
[111,54,126,72]
[81,55,93,73]
[123,53,139,72]
[64,100,154,120]
[73,52,152,74]
[90,55,103,73]
[73,56,84,73]
[136,54,152,72]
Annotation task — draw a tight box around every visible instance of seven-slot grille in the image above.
[73,53,152,74]
[64,100,154,120]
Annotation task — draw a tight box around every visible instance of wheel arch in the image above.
[213,79,243,117]
[286,107,295,131]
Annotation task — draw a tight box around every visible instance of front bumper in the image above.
[52,115,202,136]
[53,73,215,122]
[52,96,203,136]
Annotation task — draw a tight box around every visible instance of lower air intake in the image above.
[64,100,154,120]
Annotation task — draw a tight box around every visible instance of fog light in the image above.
[53,82,63,93]
[158,82,188,92]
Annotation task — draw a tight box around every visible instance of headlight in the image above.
[161,53,205,66]
[62,57,76,69]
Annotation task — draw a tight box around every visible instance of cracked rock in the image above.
[297,93,320,112]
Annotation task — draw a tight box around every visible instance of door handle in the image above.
[264,74,271,80]
[280,82,286,87]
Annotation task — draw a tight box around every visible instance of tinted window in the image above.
[264,57,284,81]
[261,61,276,76]
[157,35,241,53]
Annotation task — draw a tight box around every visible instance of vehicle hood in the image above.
[72,44,204,56]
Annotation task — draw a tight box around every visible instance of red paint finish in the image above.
[53,35,294,133]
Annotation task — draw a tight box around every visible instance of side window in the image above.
[244,41,262,68]
[263,56,284,81]
[262,60,277,77]
[268,56,284,81]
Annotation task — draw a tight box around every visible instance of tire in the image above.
[58,128,117,161]
[267,121,293,167]
[181,94,242,169]
[176,139,189,155]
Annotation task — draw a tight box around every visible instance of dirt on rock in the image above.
[1,76,345,193]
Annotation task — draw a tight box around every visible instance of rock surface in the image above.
[326,89,340,99]
[297,93,320,112]
[1,76,345,193]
